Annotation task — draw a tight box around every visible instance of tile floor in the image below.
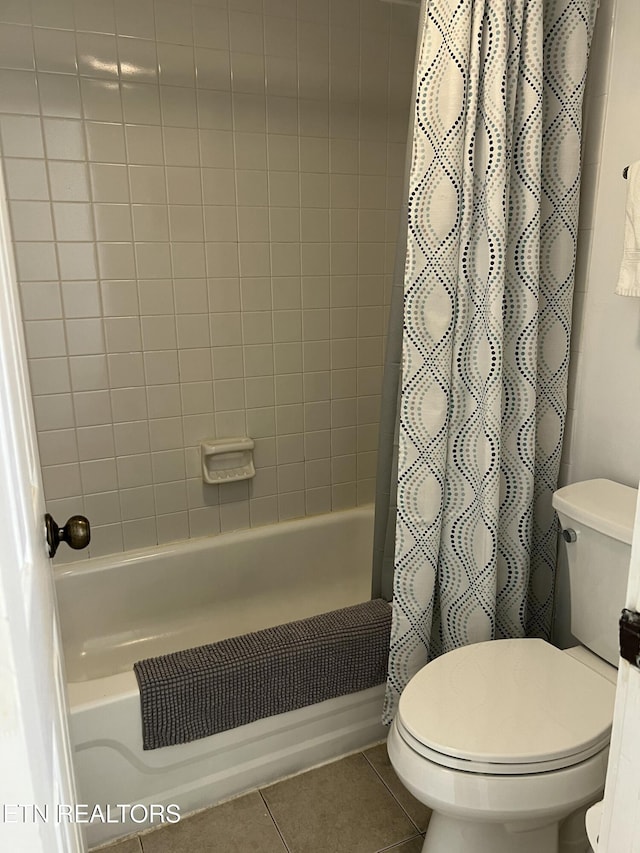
[99,743,430,853]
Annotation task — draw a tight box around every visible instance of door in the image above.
[594,483,640,851]
[0,170,83,851]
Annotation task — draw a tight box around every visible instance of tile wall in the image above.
[0,0,419,559]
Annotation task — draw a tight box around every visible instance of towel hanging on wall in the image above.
[615,160,640,297]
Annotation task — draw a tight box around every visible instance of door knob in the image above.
[45,513,91,558]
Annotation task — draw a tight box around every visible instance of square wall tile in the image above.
[4,1,418,558]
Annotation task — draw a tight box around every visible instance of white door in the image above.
[0,171,84,852]
[594,484,640,851]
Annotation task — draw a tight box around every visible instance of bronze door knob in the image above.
[45,513,91,558]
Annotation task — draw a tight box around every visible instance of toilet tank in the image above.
[553,479,637,666]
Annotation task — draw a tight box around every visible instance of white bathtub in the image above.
[55,507,387,848]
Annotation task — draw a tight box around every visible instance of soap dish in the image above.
[201,437,255,484]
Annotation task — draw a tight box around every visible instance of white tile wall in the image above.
[0,0,419,560]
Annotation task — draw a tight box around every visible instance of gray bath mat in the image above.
[134,598,391,750]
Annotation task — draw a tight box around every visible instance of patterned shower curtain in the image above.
[384,0,598,723]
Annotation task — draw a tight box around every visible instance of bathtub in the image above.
[55,507,387,848]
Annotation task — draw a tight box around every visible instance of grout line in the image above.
[148,0,176,549]
[258,790,292,853]
[361,748,423,835]
[111,7,152,551]
[374,833,425,853]
[25,11,90,553]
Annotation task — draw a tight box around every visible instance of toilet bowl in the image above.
[388,640,615,853]
[387,479,637,853]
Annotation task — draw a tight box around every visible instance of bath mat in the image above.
[134,598,391,750]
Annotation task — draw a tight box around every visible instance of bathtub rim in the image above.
[54,504,374,580]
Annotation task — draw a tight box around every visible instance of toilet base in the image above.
[387,719,604,853]
[418,807,593,853]
[420,812,560,853]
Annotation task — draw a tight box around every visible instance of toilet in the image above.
[388,478,638,853]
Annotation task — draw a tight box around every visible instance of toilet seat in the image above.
[397,638,616,776]
[395,715,609,775]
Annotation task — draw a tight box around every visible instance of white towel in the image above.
[615,160,640,297]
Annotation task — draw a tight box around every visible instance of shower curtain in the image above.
[382,0,598,722]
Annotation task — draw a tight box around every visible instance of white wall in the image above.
[562,0,640,490]
[554,0,640,647]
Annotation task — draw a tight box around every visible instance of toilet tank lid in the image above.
[552,479,638,545]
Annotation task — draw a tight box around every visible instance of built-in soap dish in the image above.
[201,437,255,484]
